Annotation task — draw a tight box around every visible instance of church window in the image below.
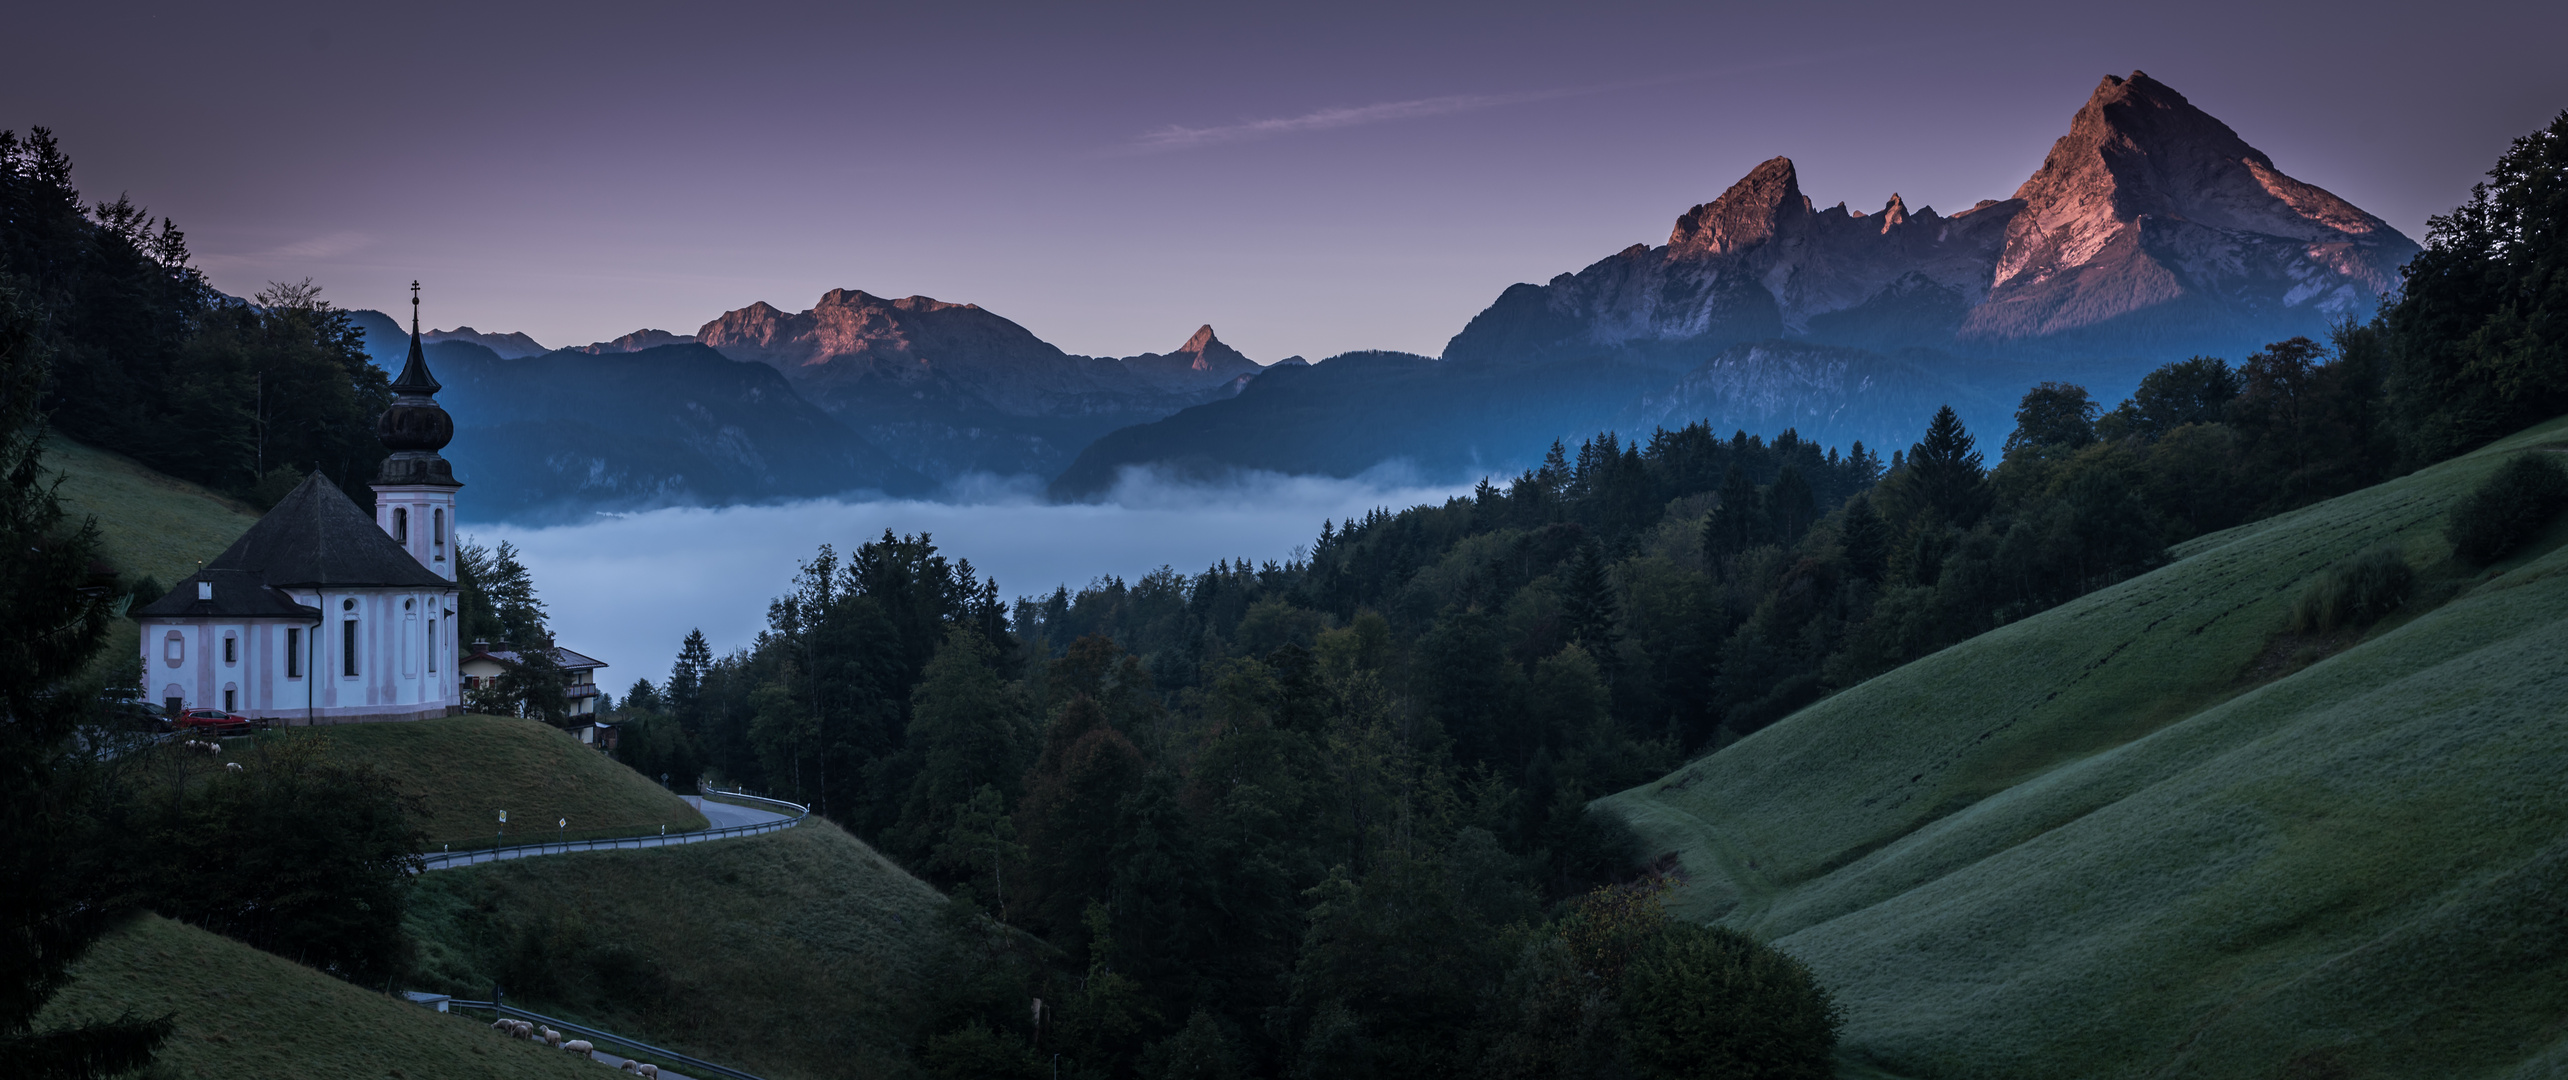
[343,618,360,677]
[223,687,236,711]
[428,618,439,672]
[223,635,236,664]
[163,632,183,665]
[286,627,302,678]
[434,509,446,557]
[394,507,409,542]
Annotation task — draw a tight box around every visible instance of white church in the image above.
[134,290,483,722]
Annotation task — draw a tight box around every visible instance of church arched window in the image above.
[394,507,409,543]
[342,598,360,677]
[433,508,446,556]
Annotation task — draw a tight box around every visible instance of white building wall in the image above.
[143,586,460,723]
[373,484,459,583]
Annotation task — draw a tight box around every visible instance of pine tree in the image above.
[669,629,712,722]
[0,284,171,1075]
[1764,466,1816,544]
[1888,406,1990,528]
[1558,542,1622,655]
[1703,465,1764,565]
[1838,495,1888,582]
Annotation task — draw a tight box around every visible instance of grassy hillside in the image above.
[36,914,599,1080]
[46,435,261,585]
[1601,417,2568,1078]
[407,820,955,1080]
[290,714,708,849]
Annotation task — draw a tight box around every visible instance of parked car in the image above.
[95,695,170,733]
[173,708,257,736]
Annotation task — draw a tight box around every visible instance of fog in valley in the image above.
[473,467,1465,686]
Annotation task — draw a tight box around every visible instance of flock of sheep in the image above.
[487,1017,659,1076]
[177,739,245,772]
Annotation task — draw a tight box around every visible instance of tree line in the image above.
[0,128,389,517]
[599,108,2568,1078]
[3,109,2560,1078]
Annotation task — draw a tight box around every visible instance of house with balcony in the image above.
[459,641,611,738]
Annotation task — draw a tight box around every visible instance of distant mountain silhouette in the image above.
[351,314,925,520]
[696,289,1261,478]
[1064,71,2420,492]
[423,325,548,358]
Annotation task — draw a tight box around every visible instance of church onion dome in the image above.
[376,281,462,488]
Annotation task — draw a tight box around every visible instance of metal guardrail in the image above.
[417,784,808,871]
[449,998,767,1080]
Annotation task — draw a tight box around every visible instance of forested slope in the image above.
[1604,416,2568,1078]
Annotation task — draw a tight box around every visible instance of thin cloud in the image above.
[203,230,375,268]
[1124,46,1947,155]
[264,230,374,259]
[1134,88,1586,150]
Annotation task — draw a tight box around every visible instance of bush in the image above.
[1617,923,1840,1080]
[2445,453,2568,565]
[2290,545,2415,633]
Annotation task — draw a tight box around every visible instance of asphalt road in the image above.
[421,797,797,871]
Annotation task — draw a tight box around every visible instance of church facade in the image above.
[134,290,468,723]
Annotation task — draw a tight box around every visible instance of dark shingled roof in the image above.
[131,568,324,620]
[195,473,451,590]
[464,644,607,671]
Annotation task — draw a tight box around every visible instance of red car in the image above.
[173,708,257,736]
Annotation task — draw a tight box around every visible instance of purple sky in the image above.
[12,0,2564,363]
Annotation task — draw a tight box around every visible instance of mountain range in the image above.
[694,289,1261,478]
[355,71,2419,514]
[1059,71,2416,495]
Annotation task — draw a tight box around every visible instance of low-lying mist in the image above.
[473,467,1466,685]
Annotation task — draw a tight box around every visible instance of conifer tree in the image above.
[0,284,170,1076]
[1838,494,1889,582]
[1887,406,1990,528]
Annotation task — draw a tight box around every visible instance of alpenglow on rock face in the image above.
[696,289,1262,478]
[1442,71,2418,370]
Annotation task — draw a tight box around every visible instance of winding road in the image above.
[420,794,803,871]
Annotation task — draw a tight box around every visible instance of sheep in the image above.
[542,1027,562,1048]
[563,1039,593,1055]
[638,1066,658,1078]
[491,1019,512,1032]
[224,762,243,772]
[620,1062,637,1074]
[511,1020,535,1039]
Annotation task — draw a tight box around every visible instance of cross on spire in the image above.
[410,280,421,334]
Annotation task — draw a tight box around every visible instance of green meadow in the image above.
[406,820,957,1080]
[1603,417,2568,1078]
[38,914,602,1080]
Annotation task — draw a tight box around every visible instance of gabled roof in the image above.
[131,568,324,620]
[462,644,608,670]
[199,473,451,590]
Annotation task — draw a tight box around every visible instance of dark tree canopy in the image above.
[2384,109,2568,461]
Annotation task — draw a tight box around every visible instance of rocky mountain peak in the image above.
[1669,156,1811,253]
[1991,71,2408,294]
[1879,193,1910,231]
[1179,324,1221,355]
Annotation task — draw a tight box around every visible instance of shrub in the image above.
[1617,923,1841,1080]
[2290,546,2415,633]
[2445,453,2568,565]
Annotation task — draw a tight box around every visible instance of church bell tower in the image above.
[373,282,463,581]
